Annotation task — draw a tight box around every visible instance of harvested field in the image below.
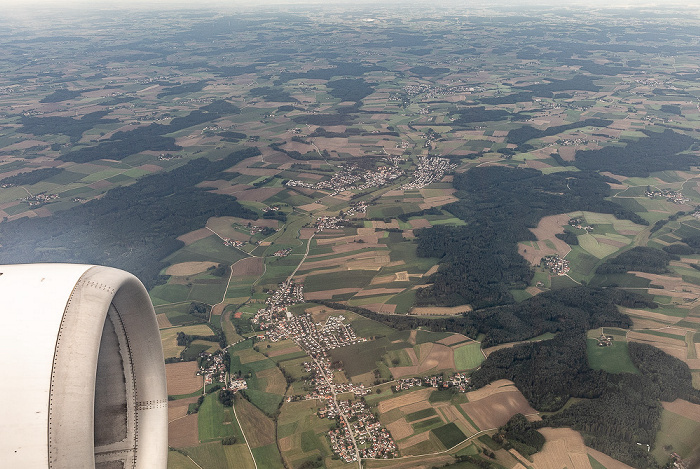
[156,313,172,328]
[177,228,212,245]
[356,288,406,297]
[268,344,303,357]
[299,228,316,239]
[298,202,326,212]
[627,330,686,348]
[235,397,276,447]
[299,252,389,271]
[418,343,455,372]
[531,427,591,469]
[278,436,293,452]
[371,274,397,285]
[364,454,453,469]
[438,334,473,346]
[305,288,361,300]
[424,265,439,277]
[466,379,520,402]
[237,348,267,364]
[409,218,432,229]
[169,396,199,422]
[411,305,472,316]
[390,365,420,379]
[169,414,199,448]
[461,390,535,430]
[166,261,219,276]
[378,388,433,413]
[257,367,287,395]
[632,272,700,295]
[663,399,700,423]
[396,431,430,450]
[595,236,627,247]
[233,187,283,202]
[363,303,397,313]
[419,195,458,209]
[618,307,683,324]
[372,220,401,229]
[387,418,414,441]
[518,214,571,265]
[231,257,264,277]
[332,242,383,254]
[166,361,202,395]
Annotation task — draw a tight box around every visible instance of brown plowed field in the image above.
[461,390,535,430]
[663,399,700,423]
[409,218,432,229]
[531,427,591,469]
[177,228,213,245]
[231,256,264,277]
[395,431,430,450]
[169,396,199,422]
[363,303,397,313]
[166,361,202,395]
[438,334,472,346]
[168,414,199,448]
[156,313,172,328]
[235,397,276,447]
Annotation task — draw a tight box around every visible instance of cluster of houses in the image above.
[262,314,366,354]
[197,350,229,386]
[273,248,292,257]
[393,372,471,393]
[223,238,245,248]
[21,192,59,206]
[541,254,571,276]
[315,215,346,232]
[326,400,398,461]
[399,83,478,99]
[252,306,394,461]
[286,161,403,197]
[401,156,456,190]
[568,217,594,232]
[596,333,614,347]
[645,188,690,205]
[556,137,589,146]
[291,359,370,401]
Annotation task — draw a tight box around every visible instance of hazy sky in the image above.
[2,0,695,6]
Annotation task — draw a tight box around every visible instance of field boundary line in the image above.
[232,397,258,469]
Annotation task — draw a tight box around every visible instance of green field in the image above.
[166,235,251,265]
[198,394,241,442]
[586,339,639,374]
[412,416,444,432]
[432,422,467,449]
[405,408,438,422]
[453,342,484,370]
[652,409,700,462]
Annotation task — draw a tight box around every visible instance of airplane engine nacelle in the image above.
[0,264,167,469]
